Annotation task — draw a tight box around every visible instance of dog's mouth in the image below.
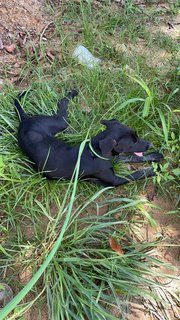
[134,152,144,157]
[112,151,146,157]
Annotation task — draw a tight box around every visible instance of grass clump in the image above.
[1,181,177,319]
[0,1,179,319]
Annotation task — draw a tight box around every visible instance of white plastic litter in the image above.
[73,45,101,69]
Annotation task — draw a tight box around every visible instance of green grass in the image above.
[0,1,179,319]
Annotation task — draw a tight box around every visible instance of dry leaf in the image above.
[19,266,33,285]
[17,35,27,47]
[9,76,19,83]
[109,237,124,255]
[46,50,55,61]
[4,44,16,53]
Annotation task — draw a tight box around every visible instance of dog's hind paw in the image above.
[68,89,78,98]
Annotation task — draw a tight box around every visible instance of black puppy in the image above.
[14,90,163,186]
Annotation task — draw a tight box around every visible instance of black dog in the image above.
[14,90,163,186]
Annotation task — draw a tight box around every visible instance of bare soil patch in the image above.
[0,0,49,86]
[0,0,47,43]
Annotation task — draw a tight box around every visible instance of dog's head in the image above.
[99,119,152,158]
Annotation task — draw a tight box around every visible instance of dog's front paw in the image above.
[149,152,164,162]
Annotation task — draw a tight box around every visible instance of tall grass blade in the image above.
[143,96,151,118]
[0,140,87,319]
[158,110,169,145]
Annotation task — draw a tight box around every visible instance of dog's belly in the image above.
[19,141,83,180]
[44,155,78,179]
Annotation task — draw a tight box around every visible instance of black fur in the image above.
[14,90,163,186]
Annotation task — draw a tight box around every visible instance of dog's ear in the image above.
[100,119,119,127]
[99,138,116,157]
[101,119,114,127]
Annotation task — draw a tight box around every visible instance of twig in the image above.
[39,21,55,47]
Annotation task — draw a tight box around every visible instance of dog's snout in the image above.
[144,142,153,151]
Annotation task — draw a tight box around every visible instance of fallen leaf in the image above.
[4,44,16,53]
[14,62,20,68]
[9,76,20,84]
[114,213,121,220]
[46,50,55,61]
[109,237,124,255]
[147,189,156,201]
[19,266,33,285]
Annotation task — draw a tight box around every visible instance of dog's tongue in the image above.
[134,152,144,157]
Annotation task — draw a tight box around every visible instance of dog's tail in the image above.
[14,91,28,121]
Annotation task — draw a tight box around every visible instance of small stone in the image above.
[0,283,13,307]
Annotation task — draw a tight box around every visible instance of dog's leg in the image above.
[115,152,163,163]
[95,167,157,187]
[40,90,78,136]
[57,90,78,117]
